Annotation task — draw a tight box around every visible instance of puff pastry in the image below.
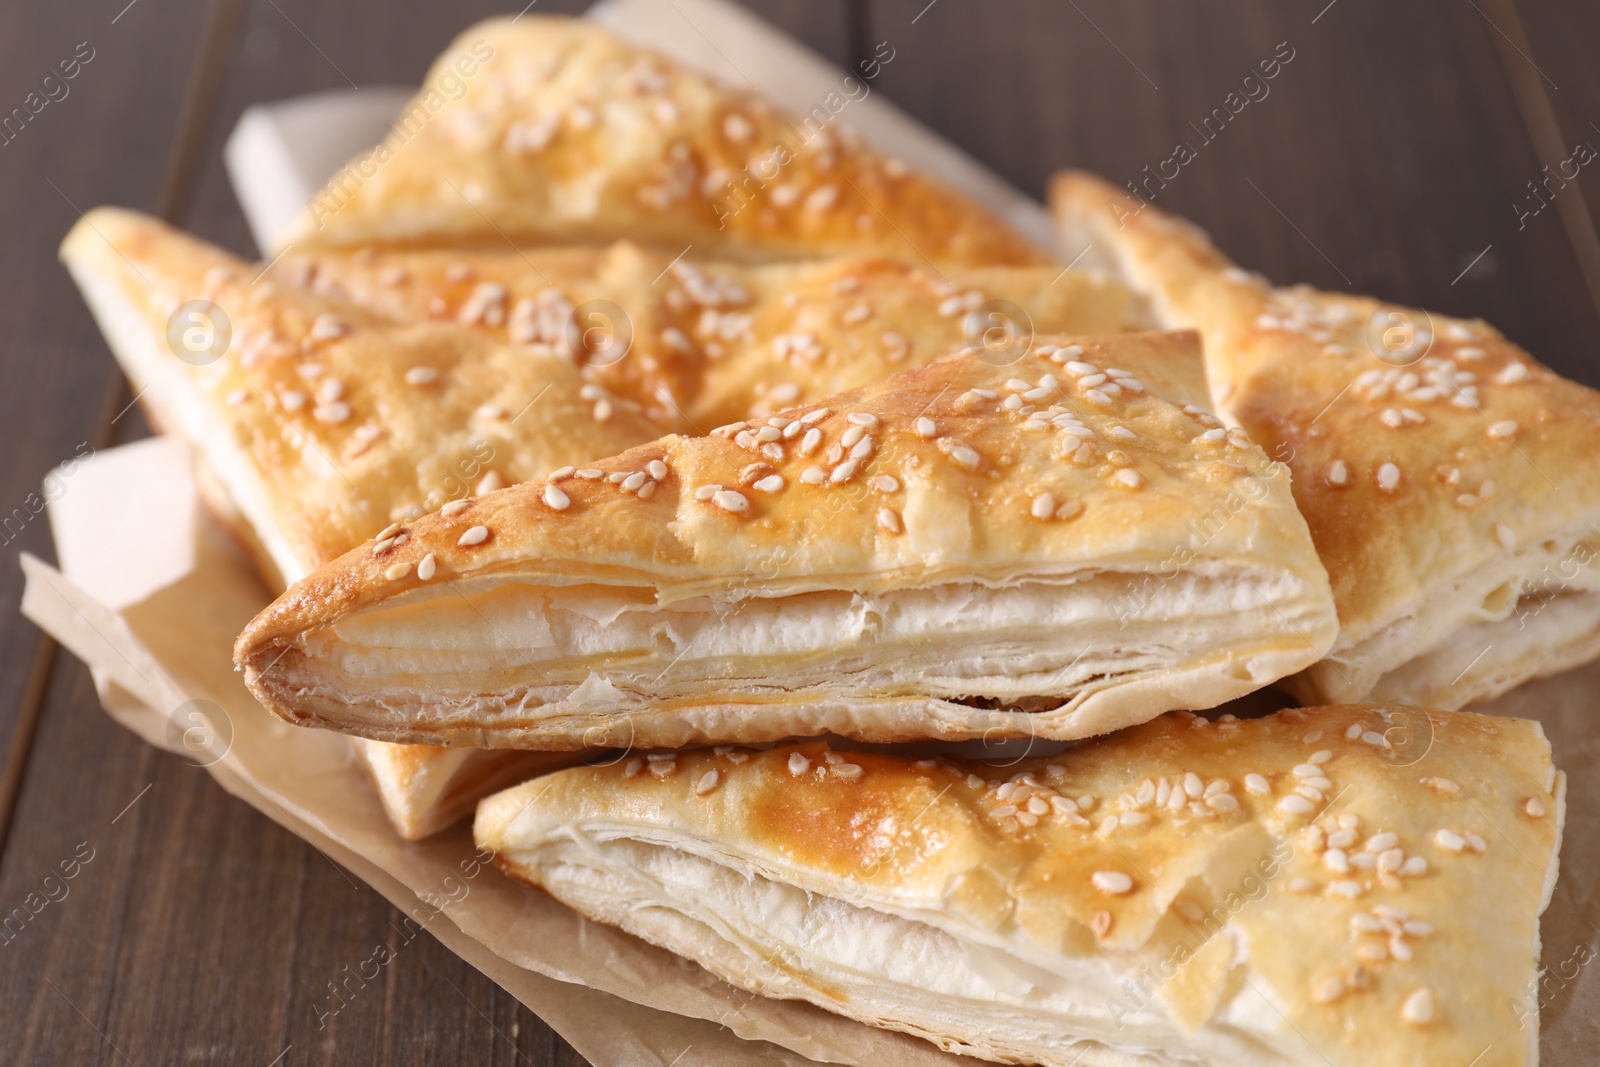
[236,332,1338,750]
[1053,171,1600,710]
[59,207,661,586]
[349,738,589,841]
[275,17,1047,268]
[477,704,1565,1067]
[282,244,1129,431]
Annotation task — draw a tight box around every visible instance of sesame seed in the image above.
[1310,750,1332,764]
[800,408,830,424]
[1433,829,1467,852]
[788,752,810,775]
[313,401,350,424]
[1311,975,1345,1004]
[647,460,669,481]
[1345,722,1364,740]
[1400,987,1435,1026]
[877,507,902,534]
[441,499,471,518]
[1525,797,1547,818]
[309,313,348,340]
[1488,420,1519,440]
[623,758,643,777]
[384,561,410,581]
[1031,493,1056,520]
[1113,469,1143,489]
[914,417,937,438]
[1323,849,1350,874]
[841,425,865,448]
[457,525,489,546]
[831,763,863,779]
[753,475,785,493]
[622,472,648,491]
[1366,832,1398,852]
[1494,523,1516,550]
[548,466,575,480]
[476,471,505,495]
[800,466,825,485]
[1327,460,1349,486]
[576,468,604,479]
[1207,794,1240,813]
[1377,462,1400,491]
[1244,774,1270,794]
[798,427,821,455]
[417,553,437,580]
[694,769,720,795]
[846,412,877,427]
[1329,879,1364,899]
[939,440,981,470]
[542,484,571,510]
[1084,389,1113,405]
[868,474,899,492]
[649,760,676,778]
[1279,795,1315,815]
[1091,871,1134,895]
[712,490,749,512]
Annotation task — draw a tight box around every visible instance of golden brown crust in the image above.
[285,245,1129,434]
[59,207,661,583]
[478,704,1563,1067]
[235,332,1336,750]
[1053,170,1600,707]
[277,17,1048,268]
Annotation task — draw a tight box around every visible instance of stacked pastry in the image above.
[62,15,1581,1066]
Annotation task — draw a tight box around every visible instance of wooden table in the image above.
[2,1,1595,1062]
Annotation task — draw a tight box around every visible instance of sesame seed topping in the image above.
[1525,796,1547,818]
[1400,987,1435,1026]
[309,313,348,340]
[1113,469,1143,489]
[1487,420,1519,440]
[694,769,720,795]
[800,408,830,424]
[868,474,899,492]
[800,466,825,485]
[621,472,648,492]
[1091,871,1134,896]
[846,412,877,427]
[914,417,937,438]
[1244,774,1270,794]
[753,474,785,493]
[712,489,749,513]
[441,499,471,518]
[877,507,902,534]
[542,484,571,510]
[1377,463,1401,491]
[798,427,822,455]
[457,525,489,546]
[1031,493,1056,520]
[313,402,350,424]
[384,561,410,581]
[831,763,863,779]
[1279,795,1316,816]
[416,553,437,581]
[1432,829,1467,852]
[1493,523,1516,550]
[647,460,669,481]
[788,752,810,775]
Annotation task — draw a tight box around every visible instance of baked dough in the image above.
[236,332,1338,750]
[348,738,590,840]
[59,207,662,584]
[274,17,1048,268]
[1053,171,1600,710]
[476,704,1565,1067]
[281,245,1129,432]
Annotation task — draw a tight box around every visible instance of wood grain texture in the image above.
[2,1,1594,1064]
[867,0,1600,386]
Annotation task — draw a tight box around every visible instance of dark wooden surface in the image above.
[1,1,1596,1063]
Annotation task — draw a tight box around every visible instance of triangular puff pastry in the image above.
[278,244,1128,431]
[61,208,661,589]
[1054,171,1600,710]
[274,16,1047,267]
[477,704,1564,1067]
[236,332,1338,750]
